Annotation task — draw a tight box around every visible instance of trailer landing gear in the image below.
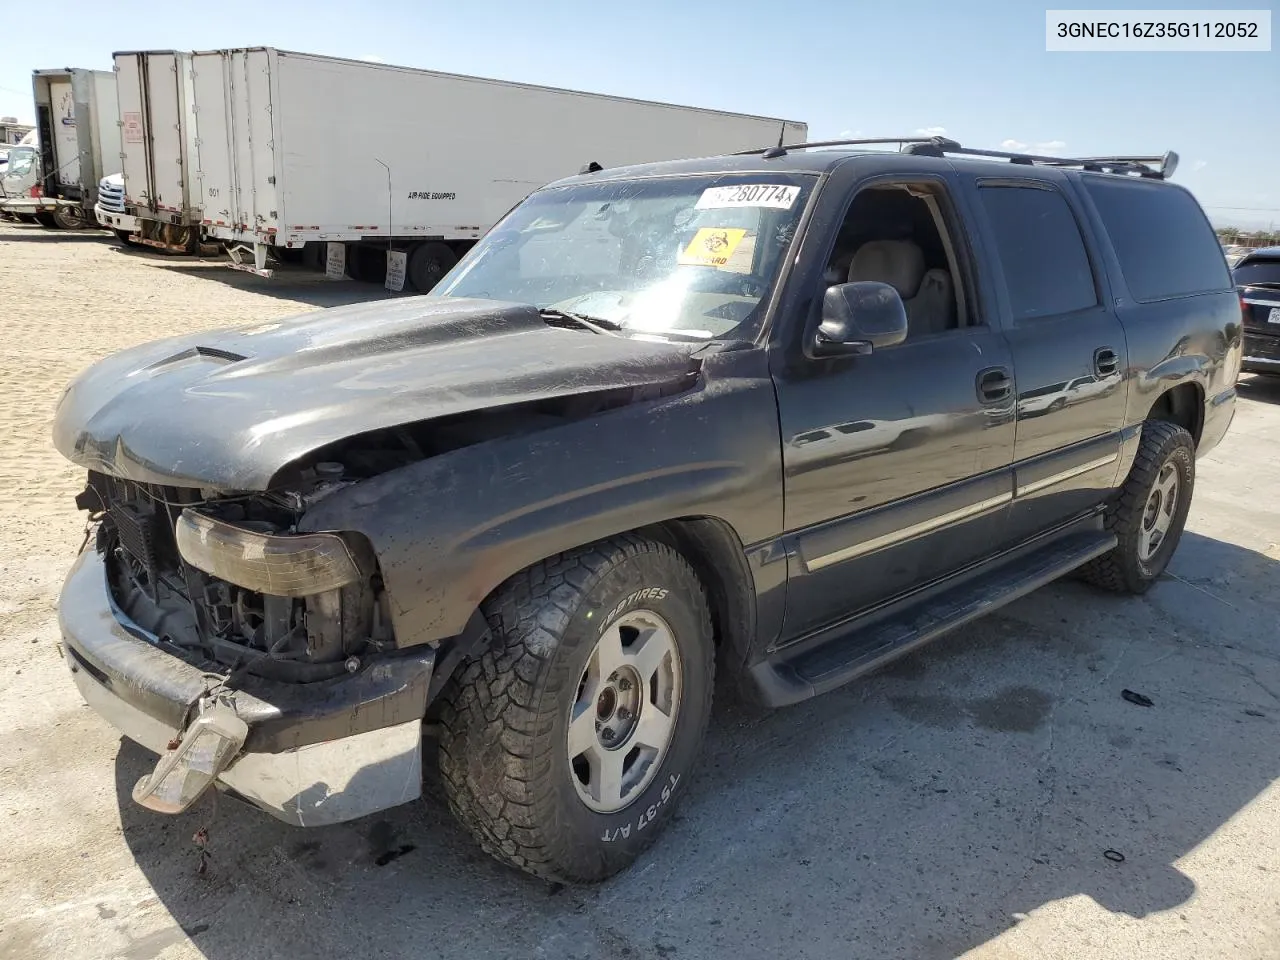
[227,242,274,278]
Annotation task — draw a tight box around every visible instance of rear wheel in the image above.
[407,241,457,292]
[53,206,87,230]
[1078,420,1195,594]
[437,535,714,883]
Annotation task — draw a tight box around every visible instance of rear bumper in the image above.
[57,550,434,826]
[94,204,139,233]
[1243,329,1280,372]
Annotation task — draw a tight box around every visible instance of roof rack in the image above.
[735,137,934,157]
[739,136,1179,179]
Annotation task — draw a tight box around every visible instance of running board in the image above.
[749,530,1117,707]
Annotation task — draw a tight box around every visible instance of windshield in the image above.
[436,173,816,341]
[4,146,35,177]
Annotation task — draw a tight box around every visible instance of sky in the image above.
[2,0,1276,228]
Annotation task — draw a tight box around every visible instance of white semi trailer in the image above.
[189,48,807,288]
[112,50,202,251]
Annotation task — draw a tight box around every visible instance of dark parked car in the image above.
[52,137,1240,883]
[1236,246,1280,375]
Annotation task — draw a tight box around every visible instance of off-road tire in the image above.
[437,534,714,883]
[1078,420,1195,594]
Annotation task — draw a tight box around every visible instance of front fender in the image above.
[300,355,783,649]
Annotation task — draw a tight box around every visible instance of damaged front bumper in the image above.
[57,549,434,826]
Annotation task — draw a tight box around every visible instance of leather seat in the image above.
[846,239,954,336]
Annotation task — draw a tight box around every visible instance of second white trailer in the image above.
[113,50,201,251]
[189,48,806,287]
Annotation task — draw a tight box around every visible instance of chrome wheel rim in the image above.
[567,609,681,813]
[1139,461,1180,561]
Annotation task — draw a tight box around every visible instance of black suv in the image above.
[1236,245,1280,373]
[53,137,1240,883]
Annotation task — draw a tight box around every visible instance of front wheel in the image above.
[1078,420,1195,593]
[437,535,714,883]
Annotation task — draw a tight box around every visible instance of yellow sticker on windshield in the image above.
[678,228,748,267]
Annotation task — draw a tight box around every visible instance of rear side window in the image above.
[1083,178,1231,301]
[978,185,1098,321]
[1234,256,1280,288]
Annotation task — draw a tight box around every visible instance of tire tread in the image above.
[437,533,711,881]
[1078,419,1192,593]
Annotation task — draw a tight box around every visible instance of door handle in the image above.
[1095,347,1119,376]
[977,366,1013,403]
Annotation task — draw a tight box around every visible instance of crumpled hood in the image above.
[52,296,700,490]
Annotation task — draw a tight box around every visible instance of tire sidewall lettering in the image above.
[598,586,670,636]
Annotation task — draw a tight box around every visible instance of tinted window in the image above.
[979,186,1097,321]
[1084,178,1231,301]
[1234,256,1280,288]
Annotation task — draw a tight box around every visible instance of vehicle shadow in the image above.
[116,248,401,310]
[0,227,112,243]
[1237,373,1280,404]
[112,530,1280,959]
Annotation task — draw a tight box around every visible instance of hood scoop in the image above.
[146,346,247,372]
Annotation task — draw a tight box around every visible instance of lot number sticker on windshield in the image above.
[696,184,799,210]
[679,228,748,267]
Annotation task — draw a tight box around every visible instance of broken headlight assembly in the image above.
[175,508,362,597]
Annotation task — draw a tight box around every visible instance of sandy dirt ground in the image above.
[0,222,1277,960]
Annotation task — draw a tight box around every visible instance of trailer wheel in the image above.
[301,243,326,271]
[407,241,457,292]
[53,207,88,230]
[34,212,61,229]
[357,246,388,284]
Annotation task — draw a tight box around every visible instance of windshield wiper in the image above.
[540,308,624,337]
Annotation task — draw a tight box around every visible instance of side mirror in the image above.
[810,281,908,359]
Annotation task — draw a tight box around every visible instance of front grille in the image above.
[97,177,126,213]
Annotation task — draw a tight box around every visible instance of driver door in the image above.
[769,163,1018,644]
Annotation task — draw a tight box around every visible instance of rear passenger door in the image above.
[963,175,1128,542]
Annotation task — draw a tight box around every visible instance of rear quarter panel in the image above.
[1071,176,1241,468]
